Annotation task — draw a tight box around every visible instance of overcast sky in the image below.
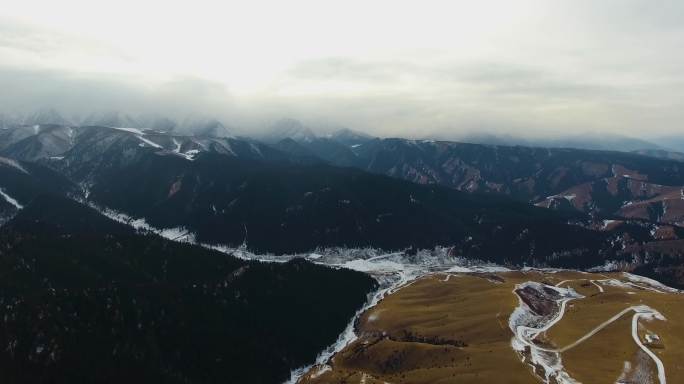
[1,0,683,139]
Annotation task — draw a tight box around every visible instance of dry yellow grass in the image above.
[298,271,684,384]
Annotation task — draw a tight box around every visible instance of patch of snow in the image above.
[545,193,576,202]
[112,127,145,135]
[172,145,200,161]
[180,149,200,160]
[0,157,30,174]
[623,273,680,293]
[645,333,660,344]
[308,365,331,379]
[509,282,584,384]
[172,138,182,153]
[89,203,195,243]
[249,142,263,157]
[587,260,620,272]
[0,188,23,209]
[342,259,406,274]
[599,278,635,290]
[602,219,616,229]
[136,135,163,149]
[471,265,512,273]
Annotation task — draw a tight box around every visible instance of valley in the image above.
[4,3,684,383]
[2,120,684,383]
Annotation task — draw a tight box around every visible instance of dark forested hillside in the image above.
[76,150,620,263]
[2,125,682,268]
[0,196,377,384]
[0,156,78,224]
[283,137,684,227]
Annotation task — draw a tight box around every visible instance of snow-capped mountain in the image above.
[137,114,178,131]
[0,113,22,130]
[175,116,232,137]
[263,118,317,143]
[328,127,374,146]
[0,125,77,162]
[22,108,72,126]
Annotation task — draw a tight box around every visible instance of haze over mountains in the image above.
[3,112,684,273]
[3,107,683,153]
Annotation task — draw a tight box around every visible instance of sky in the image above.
[1,0,683,139]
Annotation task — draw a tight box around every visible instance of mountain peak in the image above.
[23,108,71,126]
[176,115,232,138]
[267,118,316,142]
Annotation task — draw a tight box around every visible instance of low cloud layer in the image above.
[2,0,684,140]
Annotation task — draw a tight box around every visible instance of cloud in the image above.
[0,67,235,120]
[0,18,131,72]
[1,1,684,140]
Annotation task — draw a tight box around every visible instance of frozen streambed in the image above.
[283,249,515,384]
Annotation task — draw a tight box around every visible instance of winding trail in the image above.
[511,282,667,384]
[633,311,668,384]
[509,283,582,383]
[590,280,604,293]
[554,278,604,294]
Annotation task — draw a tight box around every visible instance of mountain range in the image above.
[2,113,684,383]
[2,118,684,269]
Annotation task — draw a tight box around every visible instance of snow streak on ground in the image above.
[624,273,681,294]
[87,202,296,265]
[0,156,29,174]
[88,203,197,244]
[111,127,146,135]
[510,279,671,384]
[509,282,583,384]
[171,138,200,160]
[0,188,23,209]
[136,135,163,149]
